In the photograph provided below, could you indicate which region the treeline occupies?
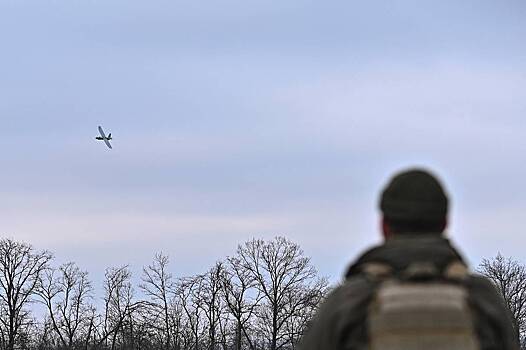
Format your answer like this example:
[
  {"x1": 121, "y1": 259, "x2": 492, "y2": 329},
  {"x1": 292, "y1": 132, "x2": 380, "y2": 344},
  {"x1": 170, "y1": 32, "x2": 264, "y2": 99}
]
[
  {"x1": 2, "y1": 236, "x2": 526, "y2": 350},
  {"x1": 0, "y1": 237, "x2": 328, "y2": 350}
]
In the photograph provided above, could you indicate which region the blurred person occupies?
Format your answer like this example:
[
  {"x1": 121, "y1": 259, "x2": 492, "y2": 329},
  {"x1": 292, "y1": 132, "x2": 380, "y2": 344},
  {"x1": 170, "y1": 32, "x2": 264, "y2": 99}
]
[{"x1": 300, "y1": 168, "x2": 518, "y2": 350}]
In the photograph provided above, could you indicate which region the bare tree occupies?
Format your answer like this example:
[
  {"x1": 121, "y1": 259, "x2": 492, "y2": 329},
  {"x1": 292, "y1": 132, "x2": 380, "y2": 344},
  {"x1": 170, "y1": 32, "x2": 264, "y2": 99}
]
[
  {"x1": 220, "y1": 256, "x2": 261, "y2": 350},
  {"x1": 140, "y1": 252, "x2": 175, "y2": 350},
  {"x1": 167, "y1": 297, "x2": 186, "y2": 350},
  {"x1": 236, "y1": 237, "x2": 320, "y2": 350},
  {"x1": 199, "y1": 262, "x2": 225, "y2": 350},
  {"x1": 280, "y1": 278, "x2": 328, "y2": 349},
  {"x1": 479, "y1": 253, "x2": 526, "y2": 341},
  {"x1": 37, "y1": 262, "x2": 94, "y2": 349},
  {"x1": 178, "y1": 275, "x2": 205, "y2": 350},
  {"x1": 96, "y1": 265, "x2": 134, "y2": 350},
  {"x1": 0, "y1": 238, "x2": 52, "y2": 350}
]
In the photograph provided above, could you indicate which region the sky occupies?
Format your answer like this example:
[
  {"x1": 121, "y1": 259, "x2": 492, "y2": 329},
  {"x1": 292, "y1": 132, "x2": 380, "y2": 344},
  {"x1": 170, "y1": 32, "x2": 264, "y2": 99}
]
[{"x1": 0, "y1": 0, "x2": 526, "y2": 287}]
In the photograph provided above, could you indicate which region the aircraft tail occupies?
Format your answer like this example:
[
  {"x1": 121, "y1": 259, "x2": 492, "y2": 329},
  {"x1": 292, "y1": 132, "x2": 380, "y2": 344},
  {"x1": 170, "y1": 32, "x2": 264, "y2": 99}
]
[{"x1": 108, "y1": 133, "x2": 112, "y2": 139}]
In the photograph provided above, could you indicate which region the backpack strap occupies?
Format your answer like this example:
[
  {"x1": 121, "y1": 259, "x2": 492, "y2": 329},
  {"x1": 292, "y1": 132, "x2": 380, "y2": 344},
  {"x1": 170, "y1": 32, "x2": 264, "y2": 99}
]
[
  {"x1": 443, "y1": 260, "x2": 470, "y2": 281},
  {"x1": 402, "y1": 261, "x2": 440, "y2": 280},
  {"x1": 360, "y1": 263, "x2": 392, "y2": 281},
  {"x1": 361, "y1": 260, "x2": 469, "y2": 282}
]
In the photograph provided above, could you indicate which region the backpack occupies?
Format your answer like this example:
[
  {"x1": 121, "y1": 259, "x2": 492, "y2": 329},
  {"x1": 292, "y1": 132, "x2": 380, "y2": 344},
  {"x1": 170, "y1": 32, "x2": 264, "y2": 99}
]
[{"x1": 364, "y1": 261, "x2": 480, "y2": 350}]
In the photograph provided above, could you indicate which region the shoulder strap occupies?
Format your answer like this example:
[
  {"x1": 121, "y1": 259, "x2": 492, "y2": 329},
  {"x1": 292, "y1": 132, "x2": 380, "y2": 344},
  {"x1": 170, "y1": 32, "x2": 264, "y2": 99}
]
[
  {"x1": 443, "y1": 260, "x2": 470, "y2": 281},
  {"x1": 360, "y1": 263, "x2": 392, "y2": 281},
  {"x1": 361, "y1": 260, "x2": 469, "y2": 282},
  {"x1": 402, "y1": 261, "x2": 440, "y2": 280}
]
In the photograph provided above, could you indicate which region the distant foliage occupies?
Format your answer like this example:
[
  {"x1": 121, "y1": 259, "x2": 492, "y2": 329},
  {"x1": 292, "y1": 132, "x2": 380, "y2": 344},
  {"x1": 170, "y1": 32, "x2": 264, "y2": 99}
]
[{"x1": 0, "y1": 237, "x2": 328, "y2": 350}]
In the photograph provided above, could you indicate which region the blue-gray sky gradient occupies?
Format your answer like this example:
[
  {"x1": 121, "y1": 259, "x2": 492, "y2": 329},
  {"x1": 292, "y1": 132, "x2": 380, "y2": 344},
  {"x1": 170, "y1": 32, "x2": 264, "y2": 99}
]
[{"x1": 1, "y1": 0, "x2": 526, "y2": 284}]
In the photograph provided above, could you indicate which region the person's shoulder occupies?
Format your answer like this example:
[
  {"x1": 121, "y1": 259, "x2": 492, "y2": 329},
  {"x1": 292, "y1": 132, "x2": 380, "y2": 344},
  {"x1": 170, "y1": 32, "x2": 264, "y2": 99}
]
[
  {"x1": 465, "y1": 273, "x2": 514, "y2": 329},
  {"x1": 465, "y1": 273, "x2": 502, "y2": 299},
  {"x1": 465, "y1": 273, "x2": 519, "y2": 349},
  {"x1": 299, "y1": 275, "x2": 376, "y2": 350},
  {"x1": 316, "y1": 275, "x2": 377, "y2": 319},
  {"x1": 465, "y1": 273, "x2": 510, "y2": 313}
]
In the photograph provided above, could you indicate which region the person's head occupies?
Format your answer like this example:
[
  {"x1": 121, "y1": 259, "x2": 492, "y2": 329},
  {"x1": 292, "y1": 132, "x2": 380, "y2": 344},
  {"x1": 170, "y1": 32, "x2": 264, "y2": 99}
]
[{"x1": 379, "y1": 168, "x2": 449, "y2": 239}]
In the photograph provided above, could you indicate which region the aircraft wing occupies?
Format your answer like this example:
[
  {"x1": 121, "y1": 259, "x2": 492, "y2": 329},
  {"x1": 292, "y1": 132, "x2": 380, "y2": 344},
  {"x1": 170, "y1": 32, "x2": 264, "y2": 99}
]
[
  {"x1": 98, "y1": 126, "x2": 107, "y2": 139},
  {"x1": 103, "y1": 138, "x2": 112, "y2": 149},
  {"x1": 98, "y1": 126, "x2": 112, "y2": 149}
]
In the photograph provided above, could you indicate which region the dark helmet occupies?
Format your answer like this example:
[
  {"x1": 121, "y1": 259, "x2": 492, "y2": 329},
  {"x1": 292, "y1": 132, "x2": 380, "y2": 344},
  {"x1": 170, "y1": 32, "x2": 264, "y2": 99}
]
[{"x1": 380, "y1": 168, "x2": 449, "y2": 221}]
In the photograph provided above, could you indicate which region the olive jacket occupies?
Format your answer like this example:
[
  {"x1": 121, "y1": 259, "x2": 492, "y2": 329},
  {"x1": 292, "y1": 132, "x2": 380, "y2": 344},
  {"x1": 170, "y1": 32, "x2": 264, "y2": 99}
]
[{"x1": 299, "y1": 234, "x2": 519, "y2": 350}]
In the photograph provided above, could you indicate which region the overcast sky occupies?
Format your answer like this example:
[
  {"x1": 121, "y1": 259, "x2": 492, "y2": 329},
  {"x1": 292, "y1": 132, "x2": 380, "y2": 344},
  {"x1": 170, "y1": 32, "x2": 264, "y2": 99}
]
[{"x1": 0, "y1": 0, "x2": 525, "y2": 285}]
